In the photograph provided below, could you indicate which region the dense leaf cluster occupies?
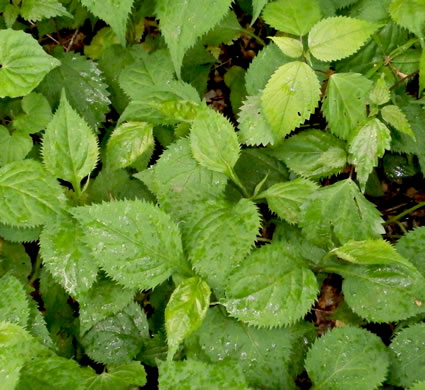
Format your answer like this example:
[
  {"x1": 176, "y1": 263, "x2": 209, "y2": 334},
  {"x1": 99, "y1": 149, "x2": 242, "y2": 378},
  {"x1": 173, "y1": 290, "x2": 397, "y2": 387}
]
[{"x1": 1, "y1": 0, "x2": 425, "y2": 388}]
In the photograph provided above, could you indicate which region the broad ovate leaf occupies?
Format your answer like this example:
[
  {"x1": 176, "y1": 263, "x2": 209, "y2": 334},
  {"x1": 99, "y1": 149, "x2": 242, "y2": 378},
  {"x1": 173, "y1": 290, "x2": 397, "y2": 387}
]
[
  {"x1": 305, "y1": 327, "x2": 389, "y2": 390},
  {"x1": 72, "y1": 200, "x2": 189, "y2": 290},
  {"x1": 381, "y1": 104, "x2": 415, "y2": 138},
  {"x1": 106, "y1": 122, "x2": 154, "y2": 171},
  {"x1": 42, "y1": 92, "x2": 99, "y2": 189},
  {"x1": 0, "y1": 160, "x2": 67, "y2": 227},
  {"x1": 155, "y1": 0, "x2": 232, "y2": 77},
  {"x1": 224, "y1": 243, "x2": 319, "y2": 327},
  {"x1": 165, "y1": 277, "x2": 211, "y2": 358},
  {"x1": 39, "y1": 214, "x2": 98, "y2": 298},
  {"x1": 389, "y1": 0, "x2": 425, "y2": 37},
  {"x1": 190, "y1": 108, "x2": 240, "y2": 175},
  {"x1": 390, "y1": 323, "x2": 425, "y2": 387},
  {"x1": 20, "y1": 0, "x2": 72, "y2": 21},
  {"x1": 349, "y1": 118, "x2": 391, "y2": 189},
  {"x1": 308, "y1": 16, "x2": 380, "y2": 61},
  {"x1": 261, "y1": 61, "x2": 321, "y2": 142},
  {"x1": 322, "y1": 72, "x2": 373, "y2": 140},
  {"x1": 0, "y1": 126, "x2": 33, "y2": 168},
  {"x1": 300, "y1": 179, "x2": 385, "y2": 248},
  {"x1": 270, "y1": 36, "x2": 304, "y2": 58},
  {"x1": 0, "y1": 29, "x2": 60, "y2": 98},
  {"x1": 270, "y1": 129, "x2": 347, "y2": 178},
  {"x1": 369, "y1": 74, "x2": 390, "y2": 106},
  {"x1": 262, "y1": 0, "x2": 322, "y2": 36},
  {"x1": 260, "y1": 178, "x2": 319, "y2": 224},
  {"x1": 80, "y1": 0, "x2": 134, "y2": 46}
]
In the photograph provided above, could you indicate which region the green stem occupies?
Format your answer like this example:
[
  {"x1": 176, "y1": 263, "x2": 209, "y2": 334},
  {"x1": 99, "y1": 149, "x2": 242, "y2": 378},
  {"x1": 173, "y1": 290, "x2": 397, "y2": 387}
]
[
  {"x1": 71, "y1": 177, "x2": 82, "y2": 199},
  {"x1": 227, "y1": 168, "x2": 250, "y2": 198},
  {"x1": 384, "y1": 200, "x2": 425, "y2": 226},
  {"x1": 29, "y1": 254, "x2": 42, "y2": 285},
  {"x1": 239, "y1": 28, "x2": 266, "y2": 46}
]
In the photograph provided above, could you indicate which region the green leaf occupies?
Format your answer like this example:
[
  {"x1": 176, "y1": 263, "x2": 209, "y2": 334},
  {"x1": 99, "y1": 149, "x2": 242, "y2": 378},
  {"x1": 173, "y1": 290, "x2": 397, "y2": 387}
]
[
  {"x1": 183, "y1": 199, "x2": 260, "y2": 291},
  {"x1": 349, "y1": 118, "x2": 391, "y2": 189},
  {"x1": 224, "y1": 243, "x2": 319, "y2": 327},
  {"x1": 259, "y1": 178, "x2": 319, "y2": 224},
  {"x1": 155, "y1": 0, "x2": 232, "y2": 77},
  {"x1": 42, "y1": 91, "x2": 99, "y2": 188},
  {"x1": 300, "y1": 179, "x2": 385, "y2": 248},
  {"x1": 165, "y1": 277, "x2": 211, "y2": 358},
  {"x1": 409, "y1": 381, "x2": 425, "y2": 390},
  {"x1": 270, "y1": 129, "x2": 347, "y2": 179},
  {"x1": 0, "y1": 29, "x2": 60, "y2": 98},
  {"x1": 0, "y1": 160, "x2": 67, "y2": 227},
  {"x1": 13, "y1": 93, "x2": 52, "y2": 134},
  {"x1": 37, "y1": 51, "x2": 111, "y2": 129},
  {"x1": 308, "y1": 16, "x2": 380, "y2": 61},
  {"x1": 0, "y1": 125, "x2": 33, "y2": 168},
  {"x1": 237, "y1": 95, "x2": 275, "y2": 146},
  {"x1": 84, "y1": 27, "x2": 120, "y2": 60},
  {"x1": 85, "y1": 362, "x2": 147, "y2": 390},
  {"x1": 369, "y1": 74, "x2": 391, "y2": 105},
  {"x1": 106, "y1": 122, "x2": 154, "y2": 171},
  {"x1": 17, "y1": 356, "x2": 86, "y2": 390},
  {"x1": 262, "y1": 0, "x2": 322, "y2": 35},
  {"x1": 0, "y1": 274, "x2": 29, "y2": 327},
  {"x1": 158, "y1": 359, "x2": 250, "y2": 390},
  {"x1": 20, "y1": 0, "x2": 72, "y2": 21},
  {"x1": 0, "y1": 241, "x2": 32, "y2": 281},
  {"x1": 39, "y1": 214, "x2": 98, "y2": 298},
  {"x1": 270, "y1": 36, "x2": 304, "y2": 58},
  {"x1": 72, "y1": 199, "x2": 188, "y2": 290},
  {"x1": 261, "y1": 61, "x2": 321, "y2": 142},
  {"x1": 186, "y1": 307, "x2": 298, "y2": 389},
  {"x1": 79, "y1": 277, "x2": 135, "y2": 335},
  {"x1": 80, "y1": 0, "x2": 134, "y2": 46},
  {"x1": 421, "y1": 47, "x2": 425, "y2": 94},
  {"x1": 381, "y1": 104, "x2": 415, "y2": 138},
  {"x1": 0, "y1": 224, "x2": 41, "y2": 243},
  {"x1": 81, "y1": 302, "x2": 149, "y2": 365},
  {"x1": 134, "y1": 138, "x2": 227, "y2": 221},
  {"x1": 389, "y1": 0, "x2": 425, "y2": 37},
  {"x1": 305, "y1": 327, "x2": 389, "y2": 390},
  {"x1": 322, "y1": 72, "x2": 373, "y2": 140},
  {"x1": 396, "y1": 226, "x2": 425, "y2": 276},
  {"x1": 251, "y1": 0, "x2": 269, "y2": 24},
  {"x1": 27, "y1": 298, "x2": 54, "y2": 349},
  {"x1": 390, "y1": 323, "x2": 425, "y2": 387},
  {"x1": 190, "y1": 108, "x2": 240, "y2": 175}
]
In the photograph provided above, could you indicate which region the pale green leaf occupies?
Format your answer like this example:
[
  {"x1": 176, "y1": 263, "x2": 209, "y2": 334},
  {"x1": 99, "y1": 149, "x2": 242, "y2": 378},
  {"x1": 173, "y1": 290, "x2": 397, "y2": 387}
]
[
  {"x1": 39, "y1": 214, "x2": 98, "y2": 298},
  {"x1": 262, "y1": 0, "x2": 321, "y2": 35},
  {"x1": 305, "y1": 327, "x2": 389, "y2": 390},
  {"x1": 186, "y1": 307, "x2": 298, "y2": 389},
  {"x1": 390, "y1": 323, "x2": 425, "y2": 387},
  {"x1": 27, "y1": 298, "x2": 54, "y2": 349},
  {"x1": 251, "y1": 0, "x2": 269, "y2": 24},
  {"x1": 106, "y1": 122, "x2": 154, "y2": 171},
  {"x1": 0, "y1": 29, "x2": 60, "y2": 98},
  {"x1": 270, "y1": 129, "x2": 347, "y2": 179},
  {"x1": 158, "y1": 359, "x2": 250, "y2": 390},
  {"x1": 300, "y1": 179, "x2": 385, "y2": 248},
  {"x1": 85, "y1": 362, "x2": 147, "y2": 390},
  {"x1": 0, "y1": 126, "x2": 33, "y2": 168},
  {"x1": 72, "y1": 199, "x2": 189, "y2": 290},
  {"x1": 260, "y1": 178, "x2": 319, "y2": 224},
  {"x1": 322, "y1": 72, "x2": 373, "y2": 139},
  {"x1": 165, "y1": 277, "x2": 211, "y2": 358},
  {"x1": 369, "y1": 74, "x2": 391, "y2": 105},
  {"x1": 13, "y1": 93, "x2": 52, "y2": 134},
  {"x1": 80, "y1": 0, "x2": 134, "y2": 46},
  {"x1": 84, "y1": 27, "x2": 120, "y2": 60},
  {"x1": 349, "y1": 118, "x2": 391, "y2": 189},
  {"x1": 3, "y1": 4, "x2": 20, "y2": 28},
  {"x1": 270, "y1": 36, "x2": 304, "y2": 58},
  {"x1": 224, "y1": 243, "x2": 319, "y2": 327},
  {"x1": 0, "y1": 160, "x2": 67, "y2": 227},
  {"x1": 261, "y1": 61, "x2": 321, "y2": 142},
  {"x1": 190, "y1": 108, "x2": 240, "y2": 175},
  {"x1": 0, "y1": 274, "x2": 29, "y2": 327},
  {"x1": 155, "y1": 0, "x2": 232, "y2": 77},
  {"x1": 37, "y1": 51, "x2": 111, "y2": 129},
  {"x1": 42, "y1": 92, "x2": 99, "y2": 187},
  {"x1": 389, "y1": 0, "x2": 425, "y2": 37},
  {"x1": 308, "y1": 16, "x2": 380, "y2": 61},
  {"x1": 0, "y1": 241, "x2": 32, "y2": 281},
  {"x1": 396, "y1": 226, "x2": 425, "y2": 276},
  {"x1": 421, "y1": 47, "x2": 425, "y2": 94},
  {"x1": 81, "y1": 302, "x2": 149, "y2": 365},
  {"x1": 184, "y1": 199, "x2": 260, "y2": 291},
  {"x1": 237, "y1": 95, "x2": 275, "y2": 146},
  {"x1": 20, "y1": 0, "x2": 72, "y2": 21},
  {"x1": 409, "y1": 382, "x2": 425, "y2": 390},
  {"x1": 134, "y1": 138, "x2": 227, "y2": 221},
  {"x1": 0, "y1": 224, "x2": 41, "y2": 243},
  {"x1": 381, "y1": 104, "x2": 415, "y2": 138},
  {"x1": 78, "y1": 277, "x2": 135, "y2": 335}
]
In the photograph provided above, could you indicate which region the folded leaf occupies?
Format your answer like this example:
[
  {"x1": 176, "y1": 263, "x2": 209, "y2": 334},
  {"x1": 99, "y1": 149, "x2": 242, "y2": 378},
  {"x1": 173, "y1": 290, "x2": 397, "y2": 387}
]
[
  {"x1": 0, "y1": 126, "x2": 33, "y2": 168},
  {"x1": 13, "y1": 93, "x2": 52, "y2": 134},
  {"x1": 271, "y1": 36, "x2": 304, "y2": 58},
  {"x1": 369, "y1": 74, "x2": 391, "y2": 105}
]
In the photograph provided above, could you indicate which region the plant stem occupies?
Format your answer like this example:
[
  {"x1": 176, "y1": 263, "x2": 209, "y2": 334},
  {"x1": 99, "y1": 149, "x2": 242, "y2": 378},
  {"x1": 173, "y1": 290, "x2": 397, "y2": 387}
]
[
  {"x1": 239, "y1": 28, "x2": 266, "y2": 46},
  {"x1": 384, "y1": 200, "x2": 425, "y2": 226},
  {"x1": 29, "y1": 254, "x2": 42, "y2": 285},
  {"x1": 228, "y1": 168, "x2": 250, "y2": 198}
]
